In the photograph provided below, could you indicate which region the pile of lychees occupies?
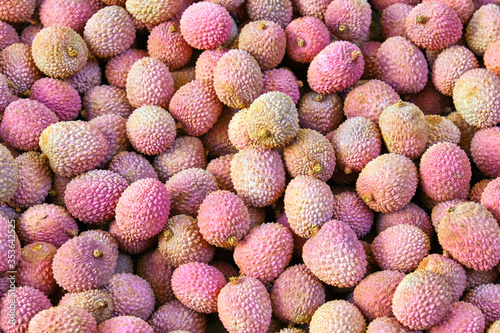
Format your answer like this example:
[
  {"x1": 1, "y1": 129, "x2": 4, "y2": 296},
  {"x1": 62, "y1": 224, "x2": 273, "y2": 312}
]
[{"x1": 0, "y1": 0, "x2": 500, "y2": 331}]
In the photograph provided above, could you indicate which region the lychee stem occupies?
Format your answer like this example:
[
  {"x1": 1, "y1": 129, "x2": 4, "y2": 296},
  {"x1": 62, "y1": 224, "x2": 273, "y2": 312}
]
[
  {"x1": 344, "y1": 166, "x2": 352, "y2": 174},
  {"x1": 229, "y1": 276, "x2": 240, "y2": 284},
  {"x1": 48, "y1": 189, "x2": 57, "y2": 197},
  {"x1": 169, "y1": 24, "x2": 177, "y2": 33},
  {"x1": 314, "y1": 93, "x2": 325, "y2": 102},
  {"x1": 227, "y1": 236, "x2": 238, "y2": 246},
  {"x1": 416, "y1": 15, "x2": 428, "y2": 24},
  {"x1": 258, "y1": 128, "x2": 272, "y2": 138},
  {"x1": 338, "y1": 24, "x2": 347, "y2": 32},
  {"x1": 362, "y1": 194, "x2": 373, "y2": 203},
  {"x1": 96, "y1": 300, "x2": 107, "y2": 308},
  {"x1": 93, "y1": 249, "x2": 104, "y2": 258},
  {"x1": 163, "y1": 229, "x2": 173, "y2": 241},
  {"x1": 257, "y1": 22, "x2": 267, "y2": 30},
  {"x1": 396, "y1": 100, "x2": 404, "y2": 107},
  {"x1": 33, "y1": 244, "x2": 43, "y2": 251},
  {"x1": 67, "y1": 46, "x2": 77, "y2": 58},
  {"x1": 351, "y1": 50, "x2": 361, "y2": 61},
  {"x1": 297, "y1": 38, "x2": 306, "y2": 47}
]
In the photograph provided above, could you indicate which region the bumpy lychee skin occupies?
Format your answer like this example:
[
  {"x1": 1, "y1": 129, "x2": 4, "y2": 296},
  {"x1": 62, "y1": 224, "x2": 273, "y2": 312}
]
[
  {"x1": 0, "y1": 43, "x2": 42, "y2": 97},
  {"x1": 89, "y1": 114, "x2": 130, "y2": 166},
  {"x1": 425, "y1": 115, "x2": 461, "y2": 148},
  {"x1": 372, "y1": 224, "x2": 430, "y2": 273},
  {"x1": 0, "y1": 21, "x2": 18, "y2": 51},
  {"x1": 169, "y1": 79, "x2": 223, "y2": 136},
  {"x1": 198, "y1": 190, "x2": 250, "y2": 248},
  {"x1": 137, "y1": 250, "x2": 174, "y2": 306},
  {"x1": 246, "y1": 0, "x2": 292, "y2": 28},
  {"x1": 105, "y1": 273, "x2": 155, "y2": 320},
  {"x1": 0, "y1": 286, "x2": 52, "y2": 333},
  {"x1": 28, "y1": 306, "x2": 97, "y2": 333},
  {"x1": 17, "y1": 242, "x2": 57, "y2": 295},
  {"x1": 126, "y1": 0, "x2": 181, "y2": 25},
  {"x1": 307, "y1": 41, "x2": 364, "y2": 94},
  {"x1": 20, "y1": 24, "x2": 43, "y2": 47},
  {"x1": 429, "y1": 301, "x2": 485, "y2": 333},
  {"x1": 377, "y1": 36, "x2": 428, "y2": 94},
  {"x1": 392, "y1": 270, "x2": 453, "y2": 330},
  {"x1": 453, "y1": 69, "x2": 500, "y2": 128},
  {"x1": 227, "y1": 109, "x2": 252, "y2": 150},
  {"x1": 147, "y1": 21, "x2": 192, "y2": 71},
  {"x1": 195, "y1": 48, "x2": 228, "y2": 82},
  {"x1": 202, "y1": 108, "x2": 238, "y2": 157},
  {"x1": 115, "y1": 178, "x2": 170, "y2": 241},
  {"x1": 78, "y1": 230, "x2": 120, "y2": 260},
  {"x1": 261, "y1": 68, "x2": 301, "y2": 104},
  {"x1": 39, "y1": 0, "x2": 94, "y2": 34},
  {"x1": 110, "y1": 152, "x2": 158, "y2": 185},
  {"x1": 148, "y1": 300, "x2": 206, "y2": 333},
  {"x1": 17, "y1": 204, "x2": 78, "y2": 247},
  {"x1": 217, "y1": 276, "x2": 272, "y2": 333},
  {"x1": 126, "y1": 57, "x2": 174, "y2": 109},
  {"x1": 331, "y1": 189, "x2": 374, "y2": 239},
  {"x1": 431, "y1": 199, "x2": 467, "y2": 229},
  {"x1": 32, "y1": 26, "x2": 88, "y2": 79},
  {"x1": 356, "y1": 153, "x2": 418, "y2": 213},
  {"x1": 466, "y1": 268, "x2": 499, "y2": 291},
  {"x1": 0, "y1": 73, "x2": 17, "y2": 113},
  {"x1": 438, "y1": 202, "x2": 500, "y2": 271},
  {"x1": 481, "y1": 178, "x2": 500, "y2": 221},
  {"x1": 105, "y1": 49, "x2": 148, "y2": 89},
  {"x1": 465, "y1": 284, "x2": 500, "y2": 325},
  {"x1": 63, "y1": 59, "x2": 102, "y2": 95},
  {"x1": 370, "y1": 0, "x2": 418, "y2": 11},
  {"x1": 29, "y1": 77, "x2": 81, "y2": 121},
  {"x1": 59, "y1": 289, "x2": 114, "y2": 324},
  {"x1": 380, "y1": 4, "x2": 413, "y2": 39},
  {"x1": 285, "y1": 16, "x2": 330, "y2": 64},
  {"x1": 0, "y1": 99, "x2": 58, "y2": 151},
  {"x1": 239, "y1": 20, "x2": 286, "y2": 71},
  {"x1": 420, "y1": 143, "x2": 472, "y2": 202},
  {"x1": 83, "y1": 85, "x2": 133, "y2": 121},
  {"x1": 377, "y1": 202, "x2": 432, "y2": 237},
  {"x1": 153, "y1": 136, "x2": 207, "y2": 182},
  {"x1": 324, "y1": 0, "x2": 372, "y2": 42},
  {"x1": 171, "y1": 66, "x2": 196, "y2": 91},
  {"x1": 303, "y1": 220, "x2": 367, "y2": 288},
  {"x1": 297, "y1": 92, "x2": 344, "y2": 135},
  {"x1": 465, "y1": 4, "x2": 500, "y2": 56},
  {"x1": 115, "y1": 256, "x2": 133, "y2": 273},
  {"x1": 309, "y1": 300, "x2": 366, "y2": 333},
  {"x1": 366, "y1": 317, "x2": 415, "y2": 333},
  {"x1": 64, "y1": 170, "x2": 128, "y2": 225},
  {"x1": 109, "y1": 221, "x2": 157, "y2": 255},
  {"x1": 485, "y1": 40, "x2": 500, "y2": 76},
  {"x1": 180, "y1": 2, "x2": 232, "y2": 50},
  {"x1": 39, "y1": 121, "x2": 109, "y2": 177},
  {"x1": 360, "y1": 41, "x2": 381, "y2": 80},
  {"x1": 213, "y1": 49, "x2": 263, "y2": 109},
  {"x1": 271, "y1": 264, "x2": 325, "y2": 325},
  {"x1": 284, "y1": 176, "x2": 334, "y2": 238},
  {"x1": 432, "y1": 45, "x2": 479, "y2": 97},
  {"x1": 0, "y1": 0, "x2": 35, "y2": 23},
  {"x1": 470, "y1": 179, "x2": 493, "y2": 203},
  {"x1": 353, "y1": 270, "x2": 406, "y2": 321},
  {"x1": 171, "y1": 262, "x2": 226, "y2": 313},
  {"x1": 97, "y1": 316, "x2": 154, "y2": 333},
  {"x1": 231, "y1": 146, "x2": 286, "y2": 207},
  {"x1": 405, "y1": 2, "x2": 462, "y2": 50},
  {"x1": 246, "y1": 91, "x2": 299, "y2": 149},
  {"x1": 9, "y1": 152, "x2": 52, "y2": 209},
  {"x1": 471, "y1": 127, "x2": 500, "y2": 178}
]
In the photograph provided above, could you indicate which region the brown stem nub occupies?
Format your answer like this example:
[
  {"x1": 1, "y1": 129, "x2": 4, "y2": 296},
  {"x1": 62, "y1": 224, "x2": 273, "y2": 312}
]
[
  {"x1": 338, "y1": 24, "x2": 347, "y2": 32},
  {"x1": 48, "y1": 189, "x2": 57, "y2": 197},
  {"x1": 258, "y1": 128, "x2": 272, "y2": 138},
  {"x1": 163, "y1": 229, "x2": 173, "y2": 241},
  {"x1": 93, "y1": 249, "x2": 104, "y2": 258},
  {"x1": 362, "y1": 194, "x2": 373, "y2": 203},
  {"x1": 229, "y1": 276, "x2": 240, "y2": 284},
  {"x1": 67, "y1": 46, "x2": 77, "y2": 58},
  {"x1": 445, "y1": 206, "x2": 456, "y2": 214},
  {"x1": 33, "y1": 244, "x2": 43, "y2": 251},
  {"x1": 96, "y1": 300, "x2": 107, "y2": 308},
  {"x1": 416, "y1": 15, "x2": 428, "y2": 24},
  {"x1": 67, "y1": 229, "x2": 78, "y2": 237},
  {"x1": 314, "y1": 93, "x2": 325, "y2": 102},
  {"x1": 297, "y1": 38, "x2": 306, "y2": 47},
  {"x1": 257, "y1": 22, "x2": 267, "y2": 30},
  {"x1": 169, "y1": 24, "x2": 177, "y2": 33},
  {"x1": 227, "y1": 236, "x2": 238, "y2": 246},
  {"x1": 396, "y1": 100, "x2": 405, "y2": 107},
  {"x1": 308, "y1": 161, "x2": 323, "y2": 175},
  {"x1": 344, "y1": 166, "x2": 352, "y2": 175},
  {"x1": 351, "y1": 50, "x2": 361, "y2": 61}
]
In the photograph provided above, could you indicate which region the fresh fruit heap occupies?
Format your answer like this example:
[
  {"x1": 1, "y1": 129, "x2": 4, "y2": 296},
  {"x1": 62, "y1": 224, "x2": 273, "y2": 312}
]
[{"x1": 0, "y1": 0, "x2": 500, "y2": 332}]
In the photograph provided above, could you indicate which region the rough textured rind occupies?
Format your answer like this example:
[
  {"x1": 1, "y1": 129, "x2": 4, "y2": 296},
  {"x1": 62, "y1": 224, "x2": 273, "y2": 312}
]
[
  {"x1": 425, "y1": 115, "x2": 461, "y2": 148},
  {"x1": 262, "y1": 68, "x2": 301, "y2": 104},
  {"x1": 309, "y1": 300, "x2": 366, "y2": 333},
  {"x1": 307, "y1": 41, "x2": 364, "y2": 94},
  {"x1": 0, "y1": 22, "x2": 19, "y2": 51},
  {"x1": 285, "y1": 16, "x2": 330, "y2": 64},
  {"x1": 17, "y1": 203, "x2": 78, "y2": 247},
  {"x1": 372, "y1": 224, "x2": 430, "y2": 273},
  {"x1": 353, "y1": 270, "x2": 406, "y2": 321},
  {"x1": 239, "y1": 20, "x2": 286, "y2": 71},
  {"x1": 465, "y1": 284, "x2": 500, "y2": 325},
  {"x1": 89, "y1": 114, "x2": 130, "y2": 166},
  {"x1": 147, "y1": 21, "x2": 192, "y2": 71},
  {"x1": 471, "y1": 127, "x2": 500, "y2": 178},
  {"x1": 392, "y1": 270, "x2": 454, "y2": 330},
  {"x1": 324, "y1": 0, "x2": 372, "y2": 42},
  {"x1": 0, "y1": 0, "x2": 35, "y2": 23},
  {"x1": 405, "y1": 2, "x2": 462, "y2": 50},
  {"x1": 234, "y1": 223, "x2": 294, "y2": 283},
  {"x1": 246, "y1": 91, "x2": 299, "y2": 149},
  {"x1": 378, "y1": 101, "x2": 428, "y2": 159},
  {"x1": 213, "y1": 49, "x2": 263, "y2": 109},
  {"x1": 28, "y1": 306, "x2": 97, "y2": 333},
  {"x1": 447, "y1": 111, "x2": 476, "y2": 156},
  {"x1": 465, "y1": 4, "x2": 500, "y2": 56},
  {"x1": 202, "y1": 108, "x2": 238, "y2": 157},
  {"x1": 470, "y1": 179, "x2": 493, "y2": 203},
  {"x1": 198, "y1": 190, "x2": 250, "y2": 248},
  {"x1": 97, "y1": 316, "x2": 154, "y2": 333},
  {"x1": 32, "y1": 26, "x2": 88, "y2": 79},
  {"x1": 64, "y1": 170, "x2": 128, "y2": 225},
  {"x1": 39, "y1": 121, "x2": 109, "y2": 177},
  {"x1": 376, "y1": 36, "x2": 428, "y2": 94},
  {"x1": 481, "y1": 178, "x2": 500, "y2": 221},
  {"x1": 230, "y1": 146, "x2": 286, "y2": 207},
  {"x1": 380, "y1": 4, "x2": 413, "y2": 39},
  {"x1": 180, "y1": 2, "x2": 232, "y2": 50},
  {"x1": 485, "y1": 40, "x2": 500, "y2": 76},
  {"x1": 169, "y1": 79, "x2": 223, "y2": 136},
  {"x1": 217, "y1": 276, "x2": 272, "y2": 333},
  {"x1": 148, "y1": 300, "x2": 206, "y2": 333},
  {"x1": 297, "y1": 92, "x2": 344, "y2": 135},
  {"x1": 377, "y1": 202, "x2": 432, "y2": 237},
  {"x1": 0, "y1": 99, "x2": 58, "y2": 152},
  {"x1": 16, "y1": 242, "x2": 57, "y2": 295},
  {"x1": 419, "y1": 143, "x2": 472, "y2": 202},
  {"x1": 30, "y1": 77, "x2": 81, "y2": 121},
  {"x1": 137, "y1": 250, "x2": 174, "y2": 306},
  {"x1": 0, "y1": 73, "x2": 17, "y2": 113},
  {"x1": 158, "y1": 214, "x2": 215, "y2": 268},
  {"x1": 490, "y1": 320, "x2": 500, "y2": 333},
  {"x1": 453, "y1": 69, "x2": 500, "y2": 129},
  {"x1": 109, "y1": 221, "x2": 157, "y2": 255},
  {"x1": 428, "y1": 301, "x2": 485, "y2": 333},
  {"x1": 0, "y1": 286, "x2": 52, "y2": 333},
  {"x1": 371, "y1": 0, "x2": 418, "y2": 11},
  {"x1": 271, "y1": 264, "x2": 325, "y2": 325},
  {"x1": 126, "y1": 57, "x2": 174, "y2": 109},
  {"x1": 110, "y1": 151, "x2": 158, "y2": 185},
  {"x1": 303, "y1": 220, "x2": 367, "y2": 288},
  {"x1": 284, "y1": 176, "x2": 334, "y2": 238},
  {"x1": 0, "y1": 43, "x2": 42, "y2": 96},
  {"x1": 52, "y1": 235, "x2": 118, "y2": 292},
  {"x1": 115, "y1": 178, "x2": 170, "y2": 241},
  {"x1": 105, "y1": 273, "x2": 155, "y2": 320},
  {"x1": 331, "y1": 189, "x2": 374, "y2": 238},
  {"x1": 126, "y1": 0, "x2": 181, "y2": 25},
  {"x1": 246, "y1": 0, "x2": 292, "y2": 28},
  {"x1": 227, "y1": 109, "x2": 252, "y2": 150},
  {"x1": 431, "y1": 199, "x2": 466, "y2": 229},
  {"x1": 360, "y1": 41, "x2": 381, "y2": 79},
  {"x1": 63, "y1": 59, "x2": 102, "y2": 95},
  {"x1": 356, "y1": 153, "x2": 418, "y2": 213},
  {"x1": 195, "y1": 48, "x2": 228, "y2": 83},
  {"x1": 438, "y1": 202, "x2": 500, "y2": 271},
  {"x1": 83, "y1": 85, "x2": 133, "y2": 120},
  {"x1": 59, "y1": 289, "x2": 114, "y2": 324},
  {"x1": 115, "y1": 252, "x2": 134, "y2": 274},
  {"x1": 105, "y1": 49, "x2": 148, "y2": 89},
  {"x1": 39, "y1": 0, "x2": 94, "y2": 34},
  {"x1": 366, "y1": 316, "x2": 418, "y2": 333}
]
